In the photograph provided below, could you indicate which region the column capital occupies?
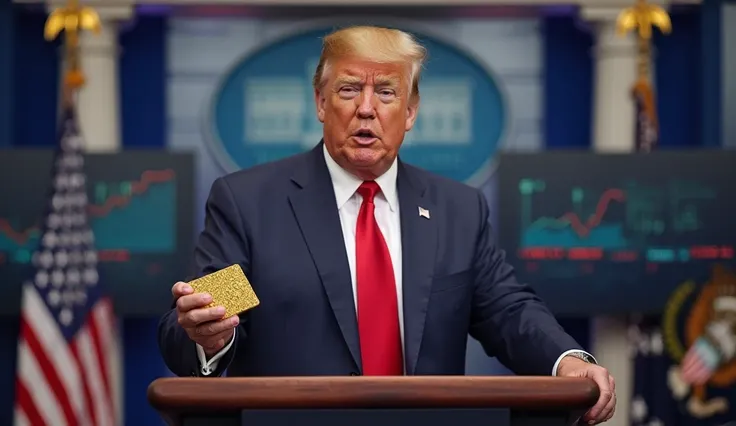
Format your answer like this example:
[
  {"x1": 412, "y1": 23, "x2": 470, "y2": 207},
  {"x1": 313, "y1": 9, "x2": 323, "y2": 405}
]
[
  {"x1": 580, "y1": 6, "x2": 626, "y2": 23},
  {"x1": 581, "y1": 5, "x2": 638, "y2": 56},
  {"x1": 580, "y1": 0, "x2": 673, "y2": 23},
  {"x1": 44, "y1": 1, "x2": 134, "y2": 22}
]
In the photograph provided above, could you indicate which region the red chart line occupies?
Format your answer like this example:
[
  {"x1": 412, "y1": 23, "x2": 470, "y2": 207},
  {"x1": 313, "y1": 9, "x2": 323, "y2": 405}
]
[{"x1": 529, "y1": 188, "x2": 626, "y2": 238}]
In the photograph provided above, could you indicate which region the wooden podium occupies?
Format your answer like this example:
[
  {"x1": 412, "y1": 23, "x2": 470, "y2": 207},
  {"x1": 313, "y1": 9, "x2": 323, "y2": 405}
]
[{"x1": 147, "y1": 376, "x2": 599, "y2": 426}]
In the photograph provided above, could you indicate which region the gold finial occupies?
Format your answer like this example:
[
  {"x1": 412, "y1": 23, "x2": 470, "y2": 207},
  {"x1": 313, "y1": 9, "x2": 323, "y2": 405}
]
[
  {"x1": 616, "y1": 0, "x2": 672, "y2": 80},
  {"x1": 616, "y1": 0, "x2": 672, "y2": 40},
  {"x1": 44, "y1": 0, "x2": 102, "y2": 103}
]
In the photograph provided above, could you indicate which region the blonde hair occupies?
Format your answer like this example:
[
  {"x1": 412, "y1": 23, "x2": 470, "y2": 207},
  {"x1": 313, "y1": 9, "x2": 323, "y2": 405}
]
[{"x1": 312, "y1": 25, "x2": 428, "y2": 102}]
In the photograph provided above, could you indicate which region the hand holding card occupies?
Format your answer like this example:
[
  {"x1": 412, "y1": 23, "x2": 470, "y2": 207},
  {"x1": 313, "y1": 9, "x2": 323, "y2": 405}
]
[
  {"x1": 172, "y1": 264, "x2": 259, "y2": 357},
  {"x1": 187, "y1": 264, "x2": 260, "y2": 319}
]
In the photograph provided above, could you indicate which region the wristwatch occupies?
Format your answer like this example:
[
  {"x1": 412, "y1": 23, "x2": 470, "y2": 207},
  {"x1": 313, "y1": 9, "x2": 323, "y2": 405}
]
[{"x1": 566, "y1": 350, "x2": 597, "y2": 364}]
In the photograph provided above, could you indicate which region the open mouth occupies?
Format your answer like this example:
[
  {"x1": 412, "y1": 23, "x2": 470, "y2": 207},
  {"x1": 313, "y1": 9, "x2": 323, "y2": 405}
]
[
  {"x1": 354, "y1": 130, "x2": 377, "y2": 138},
  {"x1": 352, "y1": 129, "x2": 378, "y2": 145}
]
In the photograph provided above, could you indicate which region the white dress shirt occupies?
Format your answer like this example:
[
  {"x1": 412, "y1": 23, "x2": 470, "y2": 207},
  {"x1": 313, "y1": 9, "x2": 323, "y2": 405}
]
[{"x1": 196, "y1": 145, "x2": 593, "y2": 375}]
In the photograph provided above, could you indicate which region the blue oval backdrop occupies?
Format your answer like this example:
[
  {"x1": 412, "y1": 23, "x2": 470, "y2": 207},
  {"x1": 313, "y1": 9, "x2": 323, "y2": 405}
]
[{"x1": 206, "y1": 26, "x2": 507, "y2": 184}]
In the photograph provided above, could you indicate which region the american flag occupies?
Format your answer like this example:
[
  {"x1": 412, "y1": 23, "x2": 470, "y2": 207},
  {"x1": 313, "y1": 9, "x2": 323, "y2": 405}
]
[{"x1": 13, "y1": 104, "x2": 122, "y2": 426}]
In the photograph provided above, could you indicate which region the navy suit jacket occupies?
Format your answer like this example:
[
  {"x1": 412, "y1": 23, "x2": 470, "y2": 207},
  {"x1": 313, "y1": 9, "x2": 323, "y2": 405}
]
[{"x1": 158, "y1": 142, "x2": 583, "y2": 377}]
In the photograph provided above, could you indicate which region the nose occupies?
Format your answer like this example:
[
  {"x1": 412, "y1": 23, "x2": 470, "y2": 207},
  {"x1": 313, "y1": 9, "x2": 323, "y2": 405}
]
[{"x1": 356, "y1": 89, "x2": 376, "y2": 119}]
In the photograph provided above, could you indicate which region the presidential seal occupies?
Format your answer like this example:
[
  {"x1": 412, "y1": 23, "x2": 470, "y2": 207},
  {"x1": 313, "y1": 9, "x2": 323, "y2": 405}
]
[{"x1": 663, "y1": 264, "x2": 736, "y2": 420}]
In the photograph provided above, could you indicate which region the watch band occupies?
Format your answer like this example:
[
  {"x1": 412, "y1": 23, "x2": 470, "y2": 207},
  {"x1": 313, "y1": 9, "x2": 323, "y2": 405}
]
[{"x1": 566, "y1": 350, "x2": 597, "y2": 364}]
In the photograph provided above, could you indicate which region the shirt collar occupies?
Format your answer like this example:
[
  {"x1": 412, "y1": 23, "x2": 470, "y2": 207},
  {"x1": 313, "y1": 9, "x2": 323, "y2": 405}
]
[{"x1": 322, "y1": 143, "x2": 398, "y2": 212}]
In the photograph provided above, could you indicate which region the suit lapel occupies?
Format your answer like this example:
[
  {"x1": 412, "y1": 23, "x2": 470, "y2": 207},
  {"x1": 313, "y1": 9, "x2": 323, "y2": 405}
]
[
  {"x1": 288, "y1": 145, "x2": 362, "y2": 372},
  {"x1": 398, "y1": 163, "x2": 437, "y2": 375}
]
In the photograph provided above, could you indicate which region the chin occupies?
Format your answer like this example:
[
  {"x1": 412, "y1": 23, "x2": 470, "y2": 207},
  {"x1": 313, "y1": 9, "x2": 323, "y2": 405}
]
[{"x1": 347, "y1": 147, "x2": 383, "y2": 165}]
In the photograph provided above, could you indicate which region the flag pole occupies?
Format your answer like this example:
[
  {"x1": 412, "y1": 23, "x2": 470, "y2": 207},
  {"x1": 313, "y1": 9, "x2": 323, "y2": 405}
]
[
  {"x1": 615, "y1": 0, "x2": 672, "y2": 152},
  {"x1": 44, "y1": 0, "x2": 102, "y2": 108}
]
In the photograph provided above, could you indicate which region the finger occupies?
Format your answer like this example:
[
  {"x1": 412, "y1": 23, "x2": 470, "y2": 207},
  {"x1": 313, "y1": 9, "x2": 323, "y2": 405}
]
[
  {"x1": 176, "y1": 293, "x2": 212, "y2": 313},
  {"x1": 593, "y1": 394, "x2": 616, "y2": 423},
  {"x1": 608, "y1": 374, "x2": 615, "y2": 393},
  {"x1": 172, "y1": 281, "x2": 193, "y2": 298},
  {"x1": 600, "y1": 391, "x2": 616, "y2": 423},
  {"x1": 195, "y1": 314, "x2": 239, "y2": 337},
  {"x1": 199, "y1": 328, "x2": 236, "y2": 351},
  {"x1": 179, "y1": 306, "x2": 224, "y2": 328},
  {"x1": 585, "y1": 370, "x2": 613, "y2": 421}
]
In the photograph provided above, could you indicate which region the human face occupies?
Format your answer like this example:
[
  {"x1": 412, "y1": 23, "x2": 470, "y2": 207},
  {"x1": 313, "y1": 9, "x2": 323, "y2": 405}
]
[{"x1": 314, "y1": 57, "x2": 419, "y2": 180}]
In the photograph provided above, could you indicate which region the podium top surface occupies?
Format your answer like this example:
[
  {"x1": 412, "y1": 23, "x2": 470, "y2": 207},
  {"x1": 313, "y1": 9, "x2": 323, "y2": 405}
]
[{"x1": 148, "y1": 376, "x2": 599, "y2": 411}]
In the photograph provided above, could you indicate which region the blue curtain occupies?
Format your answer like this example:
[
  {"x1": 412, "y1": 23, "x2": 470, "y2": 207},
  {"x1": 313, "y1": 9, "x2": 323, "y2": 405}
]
[
  {"x1": 12, "y1": 6, "x2": 59, "y2": 148},
  {"x1": 0, "y1": 0, "x2": 12, "y2": 147}
]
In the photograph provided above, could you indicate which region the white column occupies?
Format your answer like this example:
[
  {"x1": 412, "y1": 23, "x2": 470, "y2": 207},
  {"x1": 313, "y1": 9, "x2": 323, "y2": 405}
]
[
  {"x1": 580, "y1": 6, "x2": 639, "y2": 426},
  {"x1": 583, "y1": 6, "x2": 639, "y2": 152},
  {"x1": 75, "y1": 5, "x2": 132, "y2": 153}
]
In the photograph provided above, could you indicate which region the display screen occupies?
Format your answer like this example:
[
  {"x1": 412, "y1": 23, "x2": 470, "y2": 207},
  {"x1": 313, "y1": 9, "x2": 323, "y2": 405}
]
[
  {"x1": 497, "y1": 150, "x2": 736, "y2": 315},
  {"x1": 0, "y1": 150, "x2": 194, "y2": 316}
]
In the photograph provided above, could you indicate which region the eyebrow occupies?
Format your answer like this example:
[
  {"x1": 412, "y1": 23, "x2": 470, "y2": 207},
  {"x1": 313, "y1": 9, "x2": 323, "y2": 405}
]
[{"x1": 333, "y1": 74, "x2": 402, "y2": 88}]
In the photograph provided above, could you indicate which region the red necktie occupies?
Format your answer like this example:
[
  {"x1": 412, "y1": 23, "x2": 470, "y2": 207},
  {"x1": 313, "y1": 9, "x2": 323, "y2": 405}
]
[{"x1": 355, "y1": 181, "x2": 403, "y2": 375}]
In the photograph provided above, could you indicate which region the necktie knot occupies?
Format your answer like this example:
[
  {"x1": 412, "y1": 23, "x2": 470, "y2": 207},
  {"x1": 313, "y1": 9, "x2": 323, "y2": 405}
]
[{"x1": 358, "y1": 181, "x2": 381, "y2": 203}]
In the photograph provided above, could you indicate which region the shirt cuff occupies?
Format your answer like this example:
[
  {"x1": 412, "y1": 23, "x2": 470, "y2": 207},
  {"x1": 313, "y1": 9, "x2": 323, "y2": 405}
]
[
  {"x1": 552, "y1": 349, "x2": 598, "y2": 376},
  {"x1": 196, "y1": 330, "x2": 236, "y2": 376}
]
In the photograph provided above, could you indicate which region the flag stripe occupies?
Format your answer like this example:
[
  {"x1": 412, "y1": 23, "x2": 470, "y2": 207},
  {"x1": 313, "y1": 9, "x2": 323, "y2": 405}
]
[
  {"x1": 14, "y1": 379, "x2": 44, "y2": 426},
  {"x1": 76, "y1": 326, "x2": 114, "y2": 426},
  {"x1": 13, "y1": 407, "x2": 29, "y2": 426},
  {"x1": 94, "y1": 298, "x2": 123, "y2": 421},
  {"x1": 70, "y1": 340, "x2": 97, "y2": 426},
  {"x1": 22, "y1": 284, "x2": 88, "y2": 421},
  {"x1": 21, "y1": 319, "x2": 78, "y2": 426},
  {"x1": 86, "y1": 306, "x2": 115, "y2": 420},
  {"x1": 17, "y1": 341, "x2": 67, "y2": 426}
]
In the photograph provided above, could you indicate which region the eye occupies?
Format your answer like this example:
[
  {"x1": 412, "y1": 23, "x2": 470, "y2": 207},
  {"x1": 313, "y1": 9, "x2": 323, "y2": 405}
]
[
  {"x1": 378, "y1": 89, "x2": 395, "y2": 97},
  {"x1": 338, "y1": 86, "x2": 359, "y2": 98}
]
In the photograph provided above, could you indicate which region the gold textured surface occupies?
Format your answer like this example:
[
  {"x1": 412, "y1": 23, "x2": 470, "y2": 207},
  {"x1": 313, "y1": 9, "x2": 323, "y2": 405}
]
[{"x1": 187, "y1": 264, "x2": 260, "y2": 319}]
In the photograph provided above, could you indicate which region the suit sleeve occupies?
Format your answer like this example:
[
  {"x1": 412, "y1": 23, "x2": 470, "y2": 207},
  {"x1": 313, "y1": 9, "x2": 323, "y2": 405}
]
[
  {"x1": 157, "y1": 177, "x2": 251, "y2": 377},
  {"x1": 468, "y1": 190, "x2": 584, "y2": 375}
]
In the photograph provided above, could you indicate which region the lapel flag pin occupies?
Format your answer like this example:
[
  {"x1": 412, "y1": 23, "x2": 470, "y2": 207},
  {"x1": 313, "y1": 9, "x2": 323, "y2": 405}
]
[{"x1": 418, "y1": 206, "x2": 430, "y2": 219}]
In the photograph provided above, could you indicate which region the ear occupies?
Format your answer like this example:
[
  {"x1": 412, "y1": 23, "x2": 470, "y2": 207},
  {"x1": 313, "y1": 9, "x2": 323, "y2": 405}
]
[
  {"x1": 314, "y1": 88, "x2": 326, "y2": 123},
  {"x1": 404, "y1": 97, "x2": 419, "y2": 131}
]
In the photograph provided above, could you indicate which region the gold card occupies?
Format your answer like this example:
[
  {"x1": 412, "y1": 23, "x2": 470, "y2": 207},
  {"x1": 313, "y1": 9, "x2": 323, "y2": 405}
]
[{"x1": 187, "y1": 264, "x2": 260, "y2": 319}]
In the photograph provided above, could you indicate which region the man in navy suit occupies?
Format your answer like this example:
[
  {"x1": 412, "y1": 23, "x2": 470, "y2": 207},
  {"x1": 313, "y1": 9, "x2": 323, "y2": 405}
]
[{"x1": 158, "y1": 25, "x2": 616, "y2": 424}]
